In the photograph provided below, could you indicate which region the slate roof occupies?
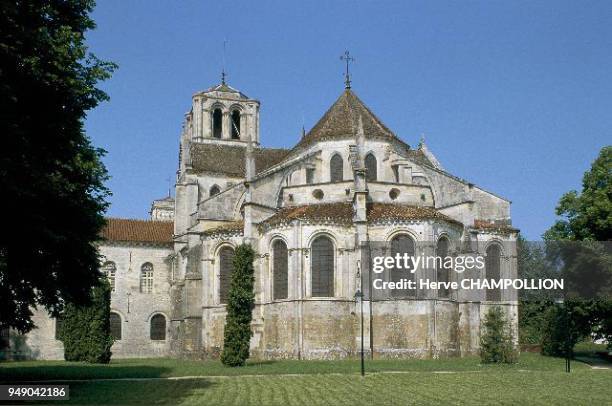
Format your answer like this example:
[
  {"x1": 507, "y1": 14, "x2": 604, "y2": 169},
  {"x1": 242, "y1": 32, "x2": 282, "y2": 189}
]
[
  {"x1": 101, "y1": 218, "x2": 174, "y2": 244},
  {"x1": 294, "y1": 90, "x2": 402, "y2": 150},
  {"x1": 190, "y1": 144, "x2": 290, "y2": 176},
  {"x1": 259, "y1": 203, "x2": 460, "y2": 228}
]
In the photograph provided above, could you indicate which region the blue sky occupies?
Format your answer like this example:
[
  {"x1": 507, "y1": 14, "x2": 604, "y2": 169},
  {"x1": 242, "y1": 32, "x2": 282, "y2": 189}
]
[{"x1": 85, "y1": 1, "x2": 611, "y2": 240}]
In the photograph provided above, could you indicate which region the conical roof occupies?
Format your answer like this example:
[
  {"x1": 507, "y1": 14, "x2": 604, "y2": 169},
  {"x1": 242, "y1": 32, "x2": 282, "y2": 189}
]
[{"x1": 294, "y1": 89, "x2": 400, "y2": 150}]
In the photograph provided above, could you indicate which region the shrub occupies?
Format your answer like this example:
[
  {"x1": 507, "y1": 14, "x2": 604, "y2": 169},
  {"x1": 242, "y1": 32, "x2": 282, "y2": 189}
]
[
  {"x1": 480, "y1": 306, "x2": 518, "y2": 363},
  {"x1": 58, "y1": 279, "x2": 113, "y2": 363},
  {"x1": 221, "y1": 243, "x2": 256, "y2": 367}
]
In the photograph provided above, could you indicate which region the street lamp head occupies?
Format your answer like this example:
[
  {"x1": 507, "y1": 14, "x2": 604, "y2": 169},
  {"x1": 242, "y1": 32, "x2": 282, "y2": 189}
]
[{"x1": 554, "y1": 297, "x2": 564, "y2": 305}]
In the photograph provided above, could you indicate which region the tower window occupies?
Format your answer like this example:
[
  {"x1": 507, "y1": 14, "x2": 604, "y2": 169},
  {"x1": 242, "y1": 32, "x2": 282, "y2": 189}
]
[
  {"x1": 212, "y1": 108, "x2": 223, "y2": 138},
  {"x1": 231, "y1": 110, "x2": 241, "y2": 139}
]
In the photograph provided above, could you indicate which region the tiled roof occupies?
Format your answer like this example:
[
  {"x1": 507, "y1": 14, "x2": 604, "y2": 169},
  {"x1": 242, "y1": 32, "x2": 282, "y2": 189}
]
[
  {"x1": 294, "y1": 90, "x2": 402, "y2": 150},
  {"x1": 190, "y1": 144, "x2": 290, "y2": 177},
  {"x1": 368, "y1": 204, "x2": 461, "y2": 225},
  {"x1": 472, "y1": 219, "x2": 519, "y2": 234},
  {"x1": 260, "y1": 203, "x2": 355, "y2": 228},
  {"x1": 202, "y1": 221, "x2": 244, "y2": 236},
  {"x1": 259, "y1": 203, "x2": 460, "y2": 228},
  {"x1": 101, "y1": 218, "x2": 174, "y2": 244}
]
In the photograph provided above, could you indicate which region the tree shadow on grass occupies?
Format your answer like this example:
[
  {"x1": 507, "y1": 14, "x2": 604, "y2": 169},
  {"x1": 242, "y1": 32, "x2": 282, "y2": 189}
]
[
  {"x1": 0, "y1": 365, "x2": 173, "y2": 383},
  {"x1": 61, "y1": 379, "x2": 217, "y2": 405}
]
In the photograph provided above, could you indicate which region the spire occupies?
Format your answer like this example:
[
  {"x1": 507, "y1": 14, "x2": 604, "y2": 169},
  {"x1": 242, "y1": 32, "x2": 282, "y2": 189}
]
[
  {"x1": 221, "y1": 38, "x2": 228, "y2": 85},
  {"x1": 340, "y1": 50, "x2": 355, "y2": 89}
]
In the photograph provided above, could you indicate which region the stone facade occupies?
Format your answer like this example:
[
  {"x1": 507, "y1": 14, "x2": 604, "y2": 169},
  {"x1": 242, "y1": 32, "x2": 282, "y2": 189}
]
[{"x1": 15, "y1": 79, "x2": 518, "y2": 360}]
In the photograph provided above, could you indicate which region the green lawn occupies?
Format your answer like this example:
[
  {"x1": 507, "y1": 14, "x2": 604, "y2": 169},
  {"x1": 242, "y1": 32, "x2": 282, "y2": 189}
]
[{"x1": 1, "y1": 354, "x2": 610, "y2": 405}]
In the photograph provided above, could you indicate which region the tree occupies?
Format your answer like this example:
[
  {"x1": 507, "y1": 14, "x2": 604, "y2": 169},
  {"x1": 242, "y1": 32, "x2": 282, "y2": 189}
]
[
  {"x1": 221, "y1": 244, "x2": 256, "y2": 367},
  {"x1": 58, "y1": 279, "x2": 113, "y2": 363},
  {"x1": 544, "y1": 146, "x2": 611, "y2": 242},
  {"x1": 480, "y1": 306, "x2": 518, "y2": 364},
  {"x1": 543, "y1": 146, "x2": 612, "y2": 353},
  {"x1": 0, "y1": 1, "x2": 116, "y2": 332}
]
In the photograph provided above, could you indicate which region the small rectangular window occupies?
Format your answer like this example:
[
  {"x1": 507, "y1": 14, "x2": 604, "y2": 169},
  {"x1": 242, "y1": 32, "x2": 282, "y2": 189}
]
[
  {"x1": 306, "y1": 168, "x2": 315, "y2": 184},
  {"x1": 392, "y1": 165, "x2": 399, "y2": 183}
]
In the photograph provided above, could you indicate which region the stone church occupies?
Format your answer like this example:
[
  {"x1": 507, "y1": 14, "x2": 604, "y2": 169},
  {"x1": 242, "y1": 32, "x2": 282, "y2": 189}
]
[{"x1": 10, "y1": 77, "x2": 519, "y2": 360}]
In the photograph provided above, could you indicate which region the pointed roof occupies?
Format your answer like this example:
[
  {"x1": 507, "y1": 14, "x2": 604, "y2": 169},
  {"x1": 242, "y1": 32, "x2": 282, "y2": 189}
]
[
  {"x1": 199, "y1": 82, "x2": 250, "y2": 99},
  {"x1": 294, "y1": 89, "x2": 400, "y2": 150}
]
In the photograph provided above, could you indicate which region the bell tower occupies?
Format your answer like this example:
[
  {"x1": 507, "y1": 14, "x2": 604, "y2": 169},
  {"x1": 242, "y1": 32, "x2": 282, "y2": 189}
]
[{"x1": 188, "y1": 77, "x2": 260, "y2": 145}]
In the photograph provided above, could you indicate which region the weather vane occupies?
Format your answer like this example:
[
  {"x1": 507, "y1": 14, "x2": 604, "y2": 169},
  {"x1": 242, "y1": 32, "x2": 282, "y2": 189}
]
[{"x1": 340, "y1": 50, "x2": 355, "y2": 89}]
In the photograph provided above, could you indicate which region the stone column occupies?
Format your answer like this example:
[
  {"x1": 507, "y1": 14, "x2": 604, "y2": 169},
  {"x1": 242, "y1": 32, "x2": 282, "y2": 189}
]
[
  {"x1": 222, "y1": 111, "x2": 230, "y2": 139},
  {"x1": 202, "y1": 107, "x2": 211, "y2": 138},
  {"x1": 195, "y1": 98, "x2": 204, "y2": 140}
]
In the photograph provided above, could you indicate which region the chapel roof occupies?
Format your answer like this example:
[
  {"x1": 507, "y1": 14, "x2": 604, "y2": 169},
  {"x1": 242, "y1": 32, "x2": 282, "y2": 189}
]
[
  {"x1": 202, "y1": 220, "x2": 244, "y2": 236},
  {"x1": 294, "y1": 89, "x2": 403, "y2": 150},
  {"x1": 472, "y1": 219, "x2": 519, "y2": 234},
  {"x1": 190, "y1": 144, "x2": 290, "y2": 177},
  {"x1": 258, "y1": 202, "x2": 460, "y2": 228},
  {"x1": 101, "y1": 218, "x2": 174, "y2": 244}
]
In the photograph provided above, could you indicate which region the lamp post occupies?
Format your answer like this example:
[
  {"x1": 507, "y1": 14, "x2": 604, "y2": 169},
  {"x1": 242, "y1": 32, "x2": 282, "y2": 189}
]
[
  {"x1": 555, "y1": 297, "x2": 570, "y2": 373},
  {"x1": 355, "y1": 288, "x2": 365, "y2": 376}
]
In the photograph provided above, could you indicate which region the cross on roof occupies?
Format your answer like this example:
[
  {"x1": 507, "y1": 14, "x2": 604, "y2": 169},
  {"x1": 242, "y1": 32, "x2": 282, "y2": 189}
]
[{"x1": 340, "y1": 50, "x2": 355, "y2": 89}]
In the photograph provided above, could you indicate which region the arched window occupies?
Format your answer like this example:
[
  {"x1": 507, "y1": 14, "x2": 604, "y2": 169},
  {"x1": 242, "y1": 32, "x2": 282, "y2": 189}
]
[
  {"x1": 210, "y1": 185, "x2": 220, "y2": 197},
  {"x1": 219, "y1": 246, "x2": 235, "y2": 304},
  {"x1": 140, "y1": 262, "x2": 154, "y2": 294},
  {"x1": 390, "y1": 234, "x2": 415, "y2": 298},
  {"x1": 54, "y1": 317, "x2": 63, "y2": 340},
  {"x1": 486, "y1": 244, "x2": 502, "y2": 301},
  {"x1": 311, "y1": 236, "x2": 334, "y2": 297},
  {"x1": 150, "y1": 314, "x2": 166, "y2": 340},
  {"x1": 273, "y1": 240, "x2": 288, "y2": 300},
  {"x1": 365, "y1": 153, "x2": 377, "y2": 182},
  {"x1": 330, "y1": 154, "x2": 343, "y2": 182},
  {"x1": 110, "y1": 312, "x2": 122, "y2": 340},
  {"x1": 231, "y1": 110, "x2": 241, "y2": 139},
  {"x1": 102, "y1": 261, "x2": 116, "y2": 292},
  {"x1": 0, "y1": 325, "x2": 9, "y2": 350},
  {"x1": 436, "y1": 237, "x2": 450, "y2": 298},
  {"x1": 212, "y1": 108, "x2": 223, "y2": 138}
]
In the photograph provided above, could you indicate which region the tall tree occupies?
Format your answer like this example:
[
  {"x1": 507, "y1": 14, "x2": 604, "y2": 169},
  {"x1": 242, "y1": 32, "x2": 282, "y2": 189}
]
[
  {"x1": 543, "y1": 146, "x2": 612, "y2": 353},
  {"x1": 0, "y1": 1, "x2": 116, "y2": 332},
  {"x1": 545, "y1": 146, "x2": 611, "y2": 242},
  {"x1": 221, "y1": 244, "x2": 256, "y2": 367}
]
